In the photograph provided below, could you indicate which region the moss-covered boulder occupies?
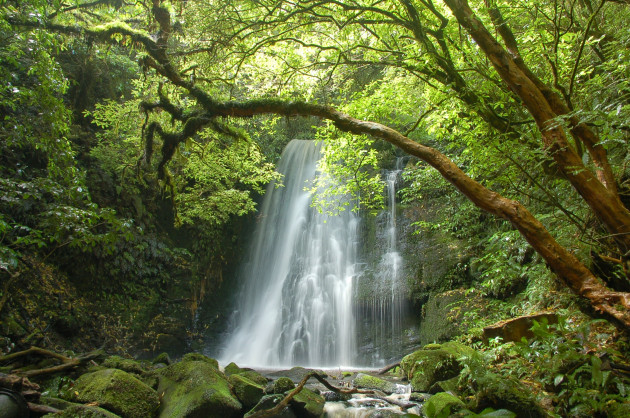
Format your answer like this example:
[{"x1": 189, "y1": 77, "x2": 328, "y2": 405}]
[
  {"x1": 473, "y1": 372, "x2": 545, "y2": 418},
  {"x1": 271, "y1": 377, "x2": 296, "y2": 394},
  {"x1": 428, "y1": 376, "x2": 459, "y2": 394},
  {"x1": 245, "y1": 394, "x2": 296, "y2": 418},
  {"x1": 102, "y1": 355, "x2": 147, "y2": 375},
  {"x1": 237, "y1": 370, "x2": 269, "y2": 386},
  {"x1": 400, "y1": 342, "x2": 474, "y2": 392},
  {"x1": 74, "y1": 368, "x2": 159, "y2": 418},
  {"x1": 229, "y1": 374, "x2": 265, "y2": 410},
  {"x1": 224, "y1": 362, "x2": 244, "y2": 375},
  {"x1": 151, "y1": 352, "x2": 172, "y2": 366},
  {"x1": 181, "y1": 352, "x2": 219, "y2": 369},
  {"x1": 43, "y1": 404, "x2": 122, "y2": 417},
  {"x1": 289, "y1": 387, "x2": 325, "y2": 418},
  {"x1": 423, "y1": 392, "x2": 465, "y2": 418},
  {"x1": 352, "y1": 373, "x2": 397, "y2": 394},
  {"x1": 155, "y1": 359, "x2": 242, "y2": 418}
]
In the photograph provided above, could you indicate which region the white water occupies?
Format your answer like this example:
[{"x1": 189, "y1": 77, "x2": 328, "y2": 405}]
[
  {"x1": 220, "y1": 140, "x2": 358, "y2": 367},
  {"x1": 356, "y1": 160, "x2": 407, "y2": 365}
]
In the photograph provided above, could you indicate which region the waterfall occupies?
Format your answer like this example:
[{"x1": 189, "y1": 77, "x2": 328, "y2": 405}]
[
  {"x1": 219, "y1": 140, "x2": 358, "y2": 367},
  {"x1": 356, "y1": 158, "x2": 407, "y2": 365}
]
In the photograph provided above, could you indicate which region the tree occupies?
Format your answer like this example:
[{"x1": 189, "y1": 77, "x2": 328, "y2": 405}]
[{"x1": 5, "y1": 0, "x2": 630, "y2": 327}]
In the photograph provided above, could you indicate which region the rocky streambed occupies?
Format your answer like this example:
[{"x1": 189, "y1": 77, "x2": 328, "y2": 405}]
[{"x1": 0, "y1": 341, "x2": 551, "y2": 417}]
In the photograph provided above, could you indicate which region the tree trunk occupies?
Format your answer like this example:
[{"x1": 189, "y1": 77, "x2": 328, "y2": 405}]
[{"x1": 443, "y1": 0, "x2": 630, "y2": 258}]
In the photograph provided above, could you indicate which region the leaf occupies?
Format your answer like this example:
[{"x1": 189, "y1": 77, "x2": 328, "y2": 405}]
[
  {"x1": 591, "y1": 356, "x2": 603, "y2": 387},
  {"x1": 554, "y1": 374, "x2": 564, "y2": 386}
]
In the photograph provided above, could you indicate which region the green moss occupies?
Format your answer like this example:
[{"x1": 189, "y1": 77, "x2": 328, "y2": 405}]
[
  {"x1": 272, "y1": 377, "x2": 295, "y2": 394},
  {"x1": 102, "y1": 355, "x2": 147, "y2": 375},
  {"x1": 423, "y1": 392, "x2": 465, "y2": 418},
  {"x1": 156, "y1": 360, "x2": 241, "y2": 418},
  {"x1": 352, "y1": 373, "x2": 397, "y2": 393},
  {"x1": 74, "y1": 368, "x2": 159, "y2": 417},
  {"x1": 152, "y1": 352, "x2": 172, "y2": 365},
  {"x1": 400, "y1": 342, "x2": 474, "y2": 392},
  {"x1": 428, "y1": 376, "x2": 460, "y2": 394},
  {"x1": 474, "y1": 372, "x2": 545, "y2": 418},
  {"x1": 224, "y1": 362, "x2": 243, "y2": 376},
  {"x1": 290, "y1": 387, "x2": 325, "y2": 418},
  {"x1": 237, "y1": 370, "x2": 268, "y2": 386},
  {"x1": 229, "y1": 374, "x2": 265, "y2": 410},
  {"x1": 181, "y1": 352, "x2": 219, "y2": 369},
  {"x1": 245, "y1": 394, "x2": 293, "y2": 418}
]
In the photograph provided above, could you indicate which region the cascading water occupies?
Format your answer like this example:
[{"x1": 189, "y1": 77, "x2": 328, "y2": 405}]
[
  {"x1": 219, "y1": 140, "x2": 358, "y2": 367},
  {"x1": 356, "y1": 159, "x2": 408, "y2": 365}
]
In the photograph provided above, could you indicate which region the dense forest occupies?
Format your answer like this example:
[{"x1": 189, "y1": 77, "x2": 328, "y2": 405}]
[{"x1": 1, "y1": 0, "x2": 630, "y2": 417}]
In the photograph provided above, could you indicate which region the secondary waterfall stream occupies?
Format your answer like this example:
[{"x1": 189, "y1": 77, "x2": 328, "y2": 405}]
[{"x1": 219, "y1": 140, "x2": 412, "y2": 368}]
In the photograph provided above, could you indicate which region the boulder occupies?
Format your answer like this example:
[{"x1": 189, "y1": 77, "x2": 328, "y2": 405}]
[
  {"x1": 422, "y1": 392, "x2": 465, "y2": 418},
  {"x1": 245, "y1": 394, "x2": 296, "y2": 418},
  {"x1": 155, "y1": 359, "x2": 242, "y2": 418},
  {"x1": 181, "y1": 353, "x2": 219, "y2": 369},
  {"x1": 428, "y1": 376, "x2": 459, "y2": 394},
  {"x1": 270, "y1": 377, "x2": 296, "y2": 394},
  {"x1": 151, "y1": 352, "x2": 172, "y2": 366},
  {"x1": 400, "y1": 342, "x2": 474, "y2": 392},
  {"x1": 236, "y1": 370, "x2": 269, "y2": 386},
  {"x1": 74, "y1": 368, "x2": 159, "y2": 418},
  {"x1": 473, "y1": 372, "x2": 546, "y2": 417},
  {"x1": 289, "y1": 387, "x2": 325, "y2": 418},
  {"x1": 352, "y1": 373, "x2": 397, "y2": 394},
  {"x1": 482, "y1": 312, "x2": 558, "y2": 343},
  {"x1": 229, "y1": 374, "x2": 265, "y2": 410},
  {"x1": 224, "y1": 362, "x2": 244, "y2": 376},
  {"x1": 101, "y1": 355, "x2": 147, "y2": 375}
]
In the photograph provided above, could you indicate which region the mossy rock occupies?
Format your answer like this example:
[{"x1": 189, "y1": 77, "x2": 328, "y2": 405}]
[
  {"x1": 237, "y1": 370, "x2": 268, "y2": 386},
  {"x1": 473, "y1": 372, "x2": 545, "y2": 418},
  {"x1": 423, "y1": 392, "x2": 465, "y2": 418},
  {"x1": 224, "y1": 362, "x2": 243, "y2": 376},
  {"x1": 102, "y1": 355, "x2": 146, "y2": 375},
  {"x1": 74, "y1": 368, "x2": 159, "y2": 418},
  {"x1": 245, "y1": 394, "x2": 296, "y2": 418},
  {"x1": 352, "y1": 373, "x2": 397, "y2": 394},
  {"x1": 43, "y1": 403, "x2": 122, "y2": 417},
  {"x1": 181, "y1": 352, "x2": 219, "y2": 368},
  {"x1": 229, "y1": 374, "x2": 265, "y2": 410},
  {"x1": 289, "y1": 387, "x2": 325, "y2": 418},
  {"x1": 428, "y1": 376, "x2": 460, "y2": 394},
  {"x1": 272, "y1": 377, "x2": 296, "y2": 394},
  {"x1": 156, "y1": 359, "x2": 241, "y2": 418},
  {"x1": 151, "y1": 352, "x2": 171, "y2": 365},
  {"x1": 39, "y1": 396, "x2": 77, "y2": 411},
  {"x1": 400, "y1": 341, "x2": 474, "y2": 392}
]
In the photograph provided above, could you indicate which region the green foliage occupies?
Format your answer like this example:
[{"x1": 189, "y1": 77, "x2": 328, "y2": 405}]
[
  {"x1": 460, "y1": 317, "x2": 630, "y2": 417},
  {"x1": 309, "y1": 129, "x2": 384, "y2": 214}
]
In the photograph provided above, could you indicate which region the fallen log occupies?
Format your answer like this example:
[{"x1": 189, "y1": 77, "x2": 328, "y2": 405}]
[
  {"x1": 0, "y1": 346, "x2": 104, "y2": 377},
  {"x1": 378, "y1": 362, "x2": 401, "y2": 375}
]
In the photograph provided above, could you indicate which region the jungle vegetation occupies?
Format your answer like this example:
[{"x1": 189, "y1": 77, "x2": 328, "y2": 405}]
[{"x1": 1, "y1": 0, "x2": 630, "y2": 416}]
